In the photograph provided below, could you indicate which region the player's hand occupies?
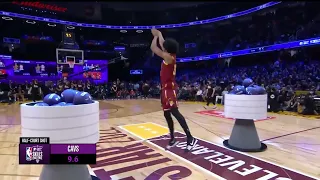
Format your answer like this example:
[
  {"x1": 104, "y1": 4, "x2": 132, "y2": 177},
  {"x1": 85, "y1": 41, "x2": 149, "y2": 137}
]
[{"x1": 151, "y1": 28, "x2": 161, "y2": 37}]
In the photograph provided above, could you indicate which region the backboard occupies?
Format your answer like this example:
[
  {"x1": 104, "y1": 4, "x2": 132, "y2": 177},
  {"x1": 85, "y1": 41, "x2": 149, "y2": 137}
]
[
  {"x1": 56, "y1": 48, "x2": 84, "y2": 76},
  {"x1": 56, "y1": 49, "x2": 84, "y2": 65}
]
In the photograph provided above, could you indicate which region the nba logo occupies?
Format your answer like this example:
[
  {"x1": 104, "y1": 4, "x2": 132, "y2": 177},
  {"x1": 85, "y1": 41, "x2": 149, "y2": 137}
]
[{"x1": 26, "y1": 147, "x2": 33, "y2": 161}]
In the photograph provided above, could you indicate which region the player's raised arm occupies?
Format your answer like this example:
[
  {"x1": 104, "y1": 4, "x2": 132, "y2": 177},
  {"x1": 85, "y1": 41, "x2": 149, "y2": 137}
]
[
  {"x1": 150, "y1": 29, "x2": 173, "y2": 64},
  {"x1": 157, "y1": 31, "x2": 165, "y2": 51}
]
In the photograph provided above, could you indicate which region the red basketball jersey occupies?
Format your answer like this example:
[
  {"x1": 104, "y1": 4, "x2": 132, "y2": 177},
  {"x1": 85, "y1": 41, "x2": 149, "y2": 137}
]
[{"x1": 160, "y1": 54, "x2": 176, "y2": 89}]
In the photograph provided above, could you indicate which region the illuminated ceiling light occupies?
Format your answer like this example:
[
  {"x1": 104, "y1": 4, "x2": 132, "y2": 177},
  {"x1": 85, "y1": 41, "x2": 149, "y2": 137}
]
[
  {"x1": 67, "y1": 26, "x2": 75, "y2": 29},
  {"x1": 136, "y1": 30, "x2": 143, "y2": 33},
  {"x1": 120, "y1": 30, "x2": 127, "y2": 33},
  {"x1": 2, "y1": 16, "x2": 13, "y2": 20},
  {"x1": 48, "y1": 23, "x2": 56, "y2": 27},
  {"x1": 26, "y1": 20, "x2": 36, "y2": 24}
]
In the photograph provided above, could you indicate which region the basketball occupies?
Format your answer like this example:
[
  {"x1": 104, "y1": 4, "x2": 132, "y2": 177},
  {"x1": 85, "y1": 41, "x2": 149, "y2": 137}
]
[
  {"x1": 74, "y1": 90, "x2": 80, "y2": 95},
  {"x1": 34, "y1": 102, "x2": 49, "y2": 106},
  {"x1": 232, "y1": 85, "x2": 246, "y2": 94},
  {"x1": 245, "y1": 86, "x2": 259, "y2": 95},
  {"x1": 243, "y1": 78, "x2": 254, "y2": 87},
  {"x1": 61, "y1": 89, "x2": 76, "y2": 103},
  {"x1": 254, "y1": 85, "x2": 267, "y2": 95},
  {"x1": 73, "y1": 91, "x2": 93, "y2": 105},
  {"x1": 43, "y1": 93, "x2": 61, "y2": 106}
]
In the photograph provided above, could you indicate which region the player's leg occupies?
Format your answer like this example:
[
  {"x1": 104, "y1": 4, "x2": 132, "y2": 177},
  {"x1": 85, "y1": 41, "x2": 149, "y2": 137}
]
[
  {"x1": 167, "y1": 89, "x2": 198, "y2": 152},
  {"x1": 163, "y1": 110, "x2": 178, "y2": 149},
  {"x1": 161, "y1": 90, "x2": 178, "y2": 149},
  {"x1": 170, "y1": 107, "x2": 198, "y2": 152}
]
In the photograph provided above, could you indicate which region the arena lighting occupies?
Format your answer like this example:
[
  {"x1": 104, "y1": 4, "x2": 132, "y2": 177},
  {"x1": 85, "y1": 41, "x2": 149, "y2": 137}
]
[
  {"x1": 67, "y1": 26, "x2": 75, "y2": 29},
  {"x1": 2, "y1": 16, "x2": 13, "y2": 20},
  {"x1": 26, "y1": 20, "x2": 36, "y2": 24},
  {"x1": 0, "y1": 55, "x2": 12, "y2": 59},
  {"x1": 176, "y1": 37, "x2": 320, "y2": 62},
  {"x1": 136, "y1": 30, "x2": 143, "y2": 33},
  {"x1": 120, "y1": 30, "x2": 127, "y2": 33},
  {"x1": 0, "y1": 2, "x2": 280, "y2": 29},
  {"x1": 47, "y1": 23, "x2": 56, "y2": 27}
]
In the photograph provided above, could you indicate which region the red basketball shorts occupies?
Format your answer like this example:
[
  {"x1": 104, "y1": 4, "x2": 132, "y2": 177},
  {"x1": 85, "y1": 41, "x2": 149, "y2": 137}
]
[{"x1": 161, "y1": 89, "x2": 178, "y2": 111}]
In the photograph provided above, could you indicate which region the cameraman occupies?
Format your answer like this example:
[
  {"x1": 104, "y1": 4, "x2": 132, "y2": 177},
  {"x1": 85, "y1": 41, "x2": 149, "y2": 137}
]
[
  {"x1": 267, "y1": 87, "x2": 281, "y2": 112},
  {"x1": 301, "y1": 92, "x2": 318, "y2": 115},
  {"x1": 142, "y1": 82, "x2": 150, "y2": 99}
]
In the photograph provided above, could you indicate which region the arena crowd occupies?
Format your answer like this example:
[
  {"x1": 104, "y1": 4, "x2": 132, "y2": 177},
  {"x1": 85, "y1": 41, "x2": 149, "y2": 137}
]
[
  {"x1": 0, "y1": 2, "x2": 319, "y2": 116},
  {"x1": 0, "y1": 58, "x2": 319, "y2": 115}
]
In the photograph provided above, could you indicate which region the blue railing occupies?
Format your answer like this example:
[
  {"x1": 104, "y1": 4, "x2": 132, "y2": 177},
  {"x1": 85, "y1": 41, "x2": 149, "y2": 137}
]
[
  {"x1": 176, "y1": 37, "x2": 320, "y2": 62},
  {"x1": 0, "y1": 2, "x2": 281, "y2": 30}
]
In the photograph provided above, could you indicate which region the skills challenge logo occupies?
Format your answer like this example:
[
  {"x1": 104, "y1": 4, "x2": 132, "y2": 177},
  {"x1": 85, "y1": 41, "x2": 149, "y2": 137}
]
[{"x1": 26, "y1": 145, "x2": 43, "y2": 163}]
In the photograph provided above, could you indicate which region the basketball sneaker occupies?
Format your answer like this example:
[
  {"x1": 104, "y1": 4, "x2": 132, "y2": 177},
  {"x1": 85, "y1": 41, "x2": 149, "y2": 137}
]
[
  {"x1": 185, "y1": 137, "x2": 198, "y2": 152},
  {"x1": 166, "y1": 139, "x2": 179, "y2": 150}
]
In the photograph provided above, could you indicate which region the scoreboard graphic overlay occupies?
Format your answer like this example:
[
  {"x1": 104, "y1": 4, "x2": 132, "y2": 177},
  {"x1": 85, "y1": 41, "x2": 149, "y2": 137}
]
[{"x1": 19, "y1": 137, "x2": 96, "y2": 164}]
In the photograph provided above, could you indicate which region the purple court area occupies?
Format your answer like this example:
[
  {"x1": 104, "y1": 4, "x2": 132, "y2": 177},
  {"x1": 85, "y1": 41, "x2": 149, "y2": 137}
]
[{"x1": 147, "y1": 132, "x2": 317, "y2": 180}]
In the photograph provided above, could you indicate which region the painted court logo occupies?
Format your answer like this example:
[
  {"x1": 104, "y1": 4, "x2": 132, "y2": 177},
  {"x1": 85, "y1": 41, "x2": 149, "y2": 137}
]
[
  {"x1": 148, "y1": 132, "x2": 317, "y2": 180},
  {"x1": 26, "y1": 145, "x2": 43, "y2": 163}
]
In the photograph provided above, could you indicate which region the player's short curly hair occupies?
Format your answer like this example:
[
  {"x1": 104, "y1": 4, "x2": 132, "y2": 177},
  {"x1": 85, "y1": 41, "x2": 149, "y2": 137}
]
[{"x1": 163, "y1": 38, "x2": 179, "y2": 54}]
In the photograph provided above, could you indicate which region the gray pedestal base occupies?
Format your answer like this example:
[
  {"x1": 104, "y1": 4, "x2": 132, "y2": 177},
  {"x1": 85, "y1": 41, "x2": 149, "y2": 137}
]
[
  {"x1": 39, "y1": 165, "x2": 98, "y2": 180},
  {"x1": 223, "y1": 119, "x2": 267, "y2": 152}
]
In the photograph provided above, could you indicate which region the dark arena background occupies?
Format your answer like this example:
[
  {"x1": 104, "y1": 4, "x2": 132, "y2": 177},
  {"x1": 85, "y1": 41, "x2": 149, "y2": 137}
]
[{"x1": 0, "y1": 1, "x2": 319, "y2": 180}]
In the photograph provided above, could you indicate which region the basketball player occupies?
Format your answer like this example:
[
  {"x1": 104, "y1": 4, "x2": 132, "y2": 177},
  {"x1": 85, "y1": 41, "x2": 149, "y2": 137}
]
[
  {"x1": 41, "y1": 64, "x2": 45, "y2": 72},
  {"x1": 0, "y1": 60, "x2": 4, "y2": 67},
  {"x1": 35, "y1": 64, "x2": 41, "y2": 73},
  {"x1": 150, "y1": 28, "x2": 198, "y2": 152},
  {"x1": 13, "y1": 63, "x2": 18, "y2": 71}
]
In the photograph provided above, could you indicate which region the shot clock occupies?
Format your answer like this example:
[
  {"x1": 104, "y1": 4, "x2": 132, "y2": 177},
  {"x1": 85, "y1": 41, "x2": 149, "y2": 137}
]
[
  {"x1": 50, "y1": 154, "x2": 96, "y2": 164},
  {"x1": 50, "y1": 144, "x2": 96, "y2": 164}
]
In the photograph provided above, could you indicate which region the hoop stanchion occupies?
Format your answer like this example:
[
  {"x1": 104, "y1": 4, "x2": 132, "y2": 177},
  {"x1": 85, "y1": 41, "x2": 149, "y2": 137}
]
[
  {"x1": 20, "y1": 101, "x2": 100, "y2": 180},
  {"x1": 223, "y1": 94, "x2": 268, "y2": 152}
]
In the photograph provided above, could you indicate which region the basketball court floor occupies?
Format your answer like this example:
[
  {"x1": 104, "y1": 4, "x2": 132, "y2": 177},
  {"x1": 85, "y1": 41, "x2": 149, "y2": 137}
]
[{"x1": 0, "y1": 99, "x2": 319, "y2": 180}]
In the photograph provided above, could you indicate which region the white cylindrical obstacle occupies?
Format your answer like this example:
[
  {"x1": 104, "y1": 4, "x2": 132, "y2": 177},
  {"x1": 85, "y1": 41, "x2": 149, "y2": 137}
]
[
  {"x1": 223, "y1": 94, "x2": 268, "y2": 152},
  {"x1": 21, "y1": 101, "x2": 99, "y2": 144},
  {"x1": 224, "y1": 94, "x2": 268, "y2": 120},
  {"x1": 21, "y1": 101, "x2": 100, "y2": 180}
]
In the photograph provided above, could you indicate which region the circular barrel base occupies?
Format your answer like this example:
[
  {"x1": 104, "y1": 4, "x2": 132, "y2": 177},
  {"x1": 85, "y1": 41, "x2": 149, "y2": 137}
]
[
  {"x1": 39, "y1": 165, "x2": 100, "y2": 180},
  {"x1": 223, "y1": 119, "x2": 267, "y2": 152}
]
